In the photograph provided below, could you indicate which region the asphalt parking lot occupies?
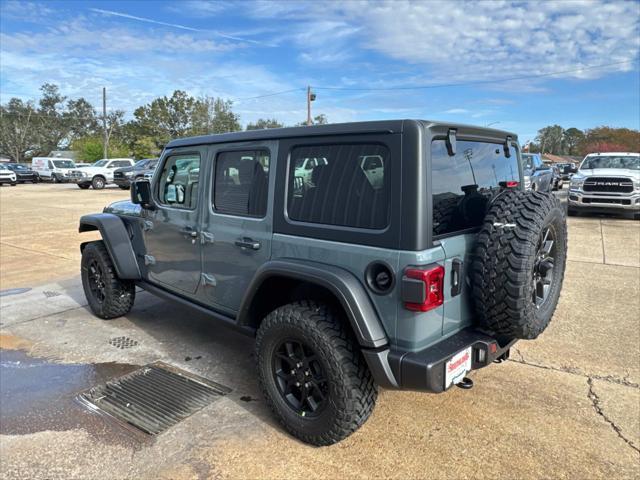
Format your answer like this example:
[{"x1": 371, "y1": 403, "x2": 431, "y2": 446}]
[{"x1": 1, "y1": 183, "x2": 639, "y2": 479}]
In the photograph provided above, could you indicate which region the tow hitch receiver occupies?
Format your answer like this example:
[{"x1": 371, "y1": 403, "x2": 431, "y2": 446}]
[{"x1": 456, "y1": 377, "x2": 474, "y2": 389}]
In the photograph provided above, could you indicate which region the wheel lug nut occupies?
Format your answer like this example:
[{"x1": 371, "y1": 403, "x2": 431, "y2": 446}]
[
  {"x1": 295, "y1": 382, "x2": 300, "y2": 387},
  {"x1": 291, "y1": 370, "x2": 295, "y2": 374},
  {"x1": 297, "y1": 362, "x2": 302, "y2": 368},
  {"x1": 305, "y1": 371, "x2": 310, "y2": 376}
]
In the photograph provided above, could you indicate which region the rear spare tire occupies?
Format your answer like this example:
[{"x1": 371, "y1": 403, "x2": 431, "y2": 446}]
[{"x1": 470, "y1": 190, "x2": 567, "y2": 340}]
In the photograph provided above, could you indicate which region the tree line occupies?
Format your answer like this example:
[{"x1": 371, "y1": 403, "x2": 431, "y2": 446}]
[
  {"x1": 527, "y1": 124, "x2": 639, "y2": 156},
  {"x1": 0, "y1": 84, "x2": 327, "y2": 162}
]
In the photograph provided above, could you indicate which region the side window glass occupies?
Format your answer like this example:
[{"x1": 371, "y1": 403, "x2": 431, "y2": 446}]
[
  {"x1": 157, "y1": 154, "x2": 201, "y2": 209},
  {"x1": 431, "y1": 140, "x2": 519, "y2": 237},
  {"x1": 48, "y1": 161, "x2": 54, "y2": 169},
  {"x1": 287, "y1": 144, "x2": 390, "y2": 229},
  {"x1": 213, "y1": 150, "x2": 270, "y2": 217}
]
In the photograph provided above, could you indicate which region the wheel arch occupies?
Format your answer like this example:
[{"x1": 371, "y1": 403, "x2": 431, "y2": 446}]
[
  {"x1": 237, "y1": 260, "x2": 389, "y2": 349},
  {"x1": 79, "y1": 213, "x2": 141, "y2": 280}
]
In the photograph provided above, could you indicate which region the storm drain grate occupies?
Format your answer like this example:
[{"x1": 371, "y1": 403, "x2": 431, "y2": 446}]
[
  {"x1": 78, "y1": 362, "x2": 231, "y2": 435},
  {"x1": 43, "y1": 290, "x2": 61, "y2": 298},
  {"x1": 109, "y1": 336, "x2": 139, "y2": 349}
]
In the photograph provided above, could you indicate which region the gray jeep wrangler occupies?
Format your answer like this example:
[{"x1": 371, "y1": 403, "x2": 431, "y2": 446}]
[{"x1": 79, "y1": 120, "x2": 567, "y2": 446}]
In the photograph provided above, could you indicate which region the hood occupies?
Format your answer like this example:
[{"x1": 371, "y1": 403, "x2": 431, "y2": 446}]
[
  {"x1": 577, "y1": 168, "x2": 640, "y2": 179},
  {"x1": 103, "y1": 200, "x2": 142, "y2": 217}
]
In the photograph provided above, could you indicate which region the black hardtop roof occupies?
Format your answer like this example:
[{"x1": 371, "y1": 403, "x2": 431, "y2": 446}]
[{"x1": 165, "y1": 119, "x2": 518, "y2": 149}]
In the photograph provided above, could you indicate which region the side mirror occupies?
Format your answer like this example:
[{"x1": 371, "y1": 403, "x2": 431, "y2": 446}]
[{"x1": 131, "y1": 180, "x2": 155, "y2": 210}]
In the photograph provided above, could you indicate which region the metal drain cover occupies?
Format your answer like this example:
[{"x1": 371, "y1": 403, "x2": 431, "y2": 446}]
[
  {"x1": 109, "y1": 336, "x2": 139, "y2": 349},
  {"x1": 78, "y1": 362, "x2": 231, "y2": 435}
]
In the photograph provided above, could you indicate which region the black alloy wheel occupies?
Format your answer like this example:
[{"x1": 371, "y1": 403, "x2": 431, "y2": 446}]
[
  {"x1": 272, "y1": 339, "x2": 329, "y2": 417},
  {"x1": 87, "y1": 259, "x2": 107, "y2": 304},
  {"x1": 533, "y1": 226, "x2": 555, "y2": 308}
]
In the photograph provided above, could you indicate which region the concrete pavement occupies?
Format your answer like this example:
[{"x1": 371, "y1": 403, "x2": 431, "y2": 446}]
[{"x1": 1, "y1": 184, "x2": 638, "y2": 479}]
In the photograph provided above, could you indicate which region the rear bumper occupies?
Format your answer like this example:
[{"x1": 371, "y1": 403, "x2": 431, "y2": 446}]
[
  {"x1": 114, "y1": 178, "x2": 131, "y2": 187},
  {"x1": 362, "y1": 328, "x2": 516, "y2": 392}
]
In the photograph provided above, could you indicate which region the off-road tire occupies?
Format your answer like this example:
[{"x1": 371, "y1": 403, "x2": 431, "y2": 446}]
[
  {"x1": 91, "y1": 176, "x2": 106, "y2": 190},
  {"x1": 470, "y1": 190, "x2": 567, "y2": 340},
  {"x1": 78, "y1": 183, "x2": 91, "y2": 189},
  {"x1": 256, "y1": 301, "x2": 377, "y2": 446},
  {"x1": 81, "y1": 241, "x2": 135, "y2": 319}
]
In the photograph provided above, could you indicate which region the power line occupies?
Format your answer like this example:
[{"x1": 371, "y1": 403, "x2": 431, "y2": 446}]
[{"x1": 311, "y1": 59, "x2": 638, "y2": 91}]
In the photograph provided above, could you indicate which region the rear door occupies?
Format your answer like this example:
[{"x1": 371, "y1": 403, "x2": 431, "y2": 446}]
[
  {"x1": 431, "y1": 137, "x2": 520, "y2": 336},
  {"x1": 143, "y1": 147, "x2": 204, "y2": 295},
  {"x1": 198, "y1": 142, "x2": 275, "y2": 313}
]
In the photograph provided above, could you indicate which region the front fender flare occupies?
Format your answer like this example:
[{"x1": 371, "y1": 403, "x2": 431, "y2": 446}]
[
  {"x1": 79, "y1": 213, "x2": 141, "y2": 280},
  {"x1": 237, "y1": 260, "x2": 389, "y2": 349}
]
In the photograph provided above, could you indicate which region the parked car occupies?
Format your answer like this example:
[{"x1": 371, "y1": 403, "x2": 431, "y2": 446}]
[
  {"x1": 79, "y1": 120, "x2": 567, "y2": 445},
  {"x1": 4, "y1": 163, "x2": 38, "y2": 183},
  {"x1": 556, "y1": 162, "x2": 577, "y2": 180},
  {"x1": 568, "y1": 152, "x2": 640, "y2": 219},
  {"x1": 551, "y1": 165, "x2": 563, "y2": 190},
  {"x1": 31, "y1": 157, "x2": 76, "y2": 182},
  {"x1": 69, "y1": 158, "x2": 135, "y2": 189},
  {"x1": 113, "y1": 158, "x2": 158, "y2": 189},
  {"x1": 0, "y1": 165, "x2": 17, "y2": 186},
  {"x1": 522, "y1": 153, "x2": 553, "y2": 192}
]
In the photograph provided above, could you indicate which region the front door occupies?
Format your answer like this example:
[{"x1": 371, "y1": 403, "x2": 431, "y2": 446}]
[
  {"x1": 199, "y1": 143, "x2": 274, "y2": 313},
  {"x1": 143, "y1": 147, "x2": 204, "y2": 295}
]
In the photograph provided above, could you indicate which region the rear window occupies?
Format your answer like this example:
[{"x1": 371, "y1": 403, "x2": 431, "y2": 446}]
[
  {"x1": 287, "y1": 144, "x2": 390, "y2": 229},
  {"x1": 432, "y1": 139, "x2": 518, "y2": 237}
]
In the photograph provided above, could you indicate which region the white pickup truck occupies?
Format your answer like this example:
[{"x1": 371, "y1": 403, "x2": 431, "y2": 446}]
[{"x1": 69, "y1": 158, "x2": 135, "y2": 189}]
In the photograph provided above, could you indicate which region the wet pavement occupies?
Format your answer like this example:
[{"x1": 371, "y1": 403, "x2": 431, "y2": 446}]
[{"x1": 0, "y1": 347, "x2": 141, "y2": 445}]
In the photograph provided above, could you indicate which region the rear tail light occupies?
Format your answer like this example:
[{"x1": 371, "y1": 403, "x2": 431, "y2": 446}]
[{"x1": 402, "y1": 265, "x2": 445, "y2": 312}]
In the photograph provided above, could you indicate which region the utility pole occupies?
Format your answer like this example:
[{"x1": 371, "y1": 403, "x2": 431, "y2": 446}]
[
  {"x1": 102, "y1": 87, "x2": 108, "y2": 159},
  {"x1": 306, "y1": 86, "x2": 316, "y2": 126}
]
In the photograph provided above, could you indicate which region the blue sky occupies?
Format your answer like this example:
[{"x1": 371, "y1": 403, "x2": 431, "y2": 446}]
[{"x1": 1, "y1": 0, "x2": 639, "y2": 143}]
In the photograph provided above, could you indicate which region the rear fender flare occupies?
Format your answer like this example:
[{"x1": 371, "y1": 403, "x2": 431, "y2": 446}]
[
  {"x1": 237, "y1": 260, "x2": 389, "y2": 349},
  {"x1": 79, "y1": 213, "x2": 140, "y2": 280}
]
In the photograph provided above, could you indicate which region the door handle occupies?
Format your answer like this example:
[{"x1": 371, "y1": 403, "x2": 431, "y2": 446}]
[
  {"x1": 235, "y1": 238, "x2": 261, "y2": 250},
  {"x1": 179, "y1": 227, "x2": 198, "y2": 244},
  {"x1": 179, "y1": 227, "x2": 198, "y2": 237}
]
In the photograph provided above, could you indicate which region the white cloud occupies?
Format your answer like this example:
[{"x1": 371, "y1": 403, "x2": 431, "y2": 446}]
[{"x1": 442, "y1": 108, "x2": 470, "y2": 114}]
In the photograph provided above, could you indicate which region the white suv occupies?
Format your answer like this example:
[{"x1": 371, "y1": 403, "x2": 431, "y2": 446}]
[
  {"x1": 568, "y1": 152, "x2": 640, "y2": 218},
  {"x1": 70, "y1": 158, "x2": 135, "y2": 189}
]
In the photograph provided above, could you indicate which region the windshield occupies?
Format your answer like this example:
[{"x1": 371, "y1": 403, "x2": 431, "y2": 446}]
[
  {"x1": 93, "y1": 160, "x2": 109, "y2": 167},
  {"x1": 134, "y1": 160, "x2": 147, "y2": 168},
  {"x1": 580, "y1": 156, "x2": 639, "y2": 170},
  {"x1": 53, "y1": 160, "x2": 75, "y2": 168},
  {"x1": 8, "y1": 164, "x2": 27, "y2": 170}
]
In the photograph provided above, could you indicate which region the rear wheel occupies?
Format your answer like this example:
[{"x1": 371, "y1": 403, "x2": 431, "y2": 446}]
[
  {"x1": 91, "y1": 176, "x2": 106, "y2": 189},
  {"x1": 256, "y1": 301, "x2": 377, "y2": 446},
  {"x1": 81, "y1": 241, "x2": 135, "y2": 319}
]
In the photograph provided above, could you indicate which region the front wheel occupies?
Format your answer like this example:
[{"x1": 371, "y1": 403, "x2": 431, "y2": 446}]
[
  {"x1": 91, "y1": 176, "x2": 106, "y2": 189},
  {"x1": 78, "y1": 183, "x2": 91, "y2": 189},
  {"x1": 81, "y1": 241, "x2": 135, "y2": 319},
  {"x1": 256, "y1": 301, "x2": 377, "y2": 446}
]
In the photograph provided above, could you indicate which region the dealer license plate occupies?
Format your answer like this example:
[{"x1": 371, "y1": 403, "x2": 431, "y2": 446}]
[{"x1": 445, "y1": 347, "x2": 472, "y2": 389}]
